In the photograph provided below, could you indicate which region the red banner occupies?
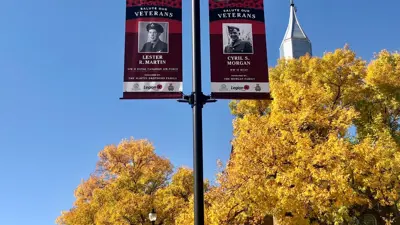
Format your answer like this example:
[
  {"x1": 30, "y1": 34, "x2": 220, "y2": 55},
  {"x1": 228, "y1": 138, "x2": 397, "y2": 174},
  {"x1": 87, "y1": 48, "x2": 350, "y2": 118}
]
[
  {"x1": 121, "y1": 0, "x2": 183, "y2": 99},
  {"x1": 209, "y1": 0, "x2": 270, "y2": 99}
]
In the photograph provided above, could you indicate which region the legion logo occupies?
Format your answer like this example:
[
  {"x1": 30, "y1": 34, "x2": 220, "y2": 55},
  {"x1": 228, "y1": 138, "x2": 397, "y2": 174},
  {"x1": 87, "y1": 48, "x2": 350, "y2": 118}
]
[
  {"x1": 144, "y1": 84, "x2": 163, "y2": 90},
  {"x1": 231, "y1": 85, "x2": 250, "y2": 91}
]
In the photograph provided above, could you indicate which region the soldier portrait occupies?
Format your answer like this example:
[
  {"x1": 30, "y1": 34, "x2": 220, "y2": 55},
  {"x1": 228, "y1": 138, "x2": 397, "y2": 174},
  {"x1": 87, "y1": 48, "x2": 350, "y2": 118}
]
[
  {"x1": 138, "y1": 22, "x2": 169, "y2": 53},
  {"x1": 223, "y1": 23, "x2": 254, "y2": 54}
]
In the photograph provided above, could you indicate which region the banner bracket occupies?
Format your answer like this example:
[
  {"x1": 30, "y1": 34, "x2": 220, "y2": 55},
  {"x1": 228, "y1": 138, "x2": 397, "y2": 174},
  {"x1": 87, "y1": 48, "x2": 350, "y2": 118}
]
[{"x1": 177, "y1": 93, "x2": 217, "y2": 108}]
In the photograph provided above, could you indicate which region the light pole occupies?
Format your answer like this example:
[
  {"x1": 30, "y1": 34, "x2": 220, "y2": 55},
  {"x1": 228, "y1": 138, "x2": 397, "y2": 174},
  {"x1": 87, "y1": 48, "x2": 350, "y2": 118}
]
[
  {"x1": 149, "y1": 208, "x2": 157, "y2": 225},
  {"x1": 177, "y1": 0, "x2": 216, "y2": 224}
]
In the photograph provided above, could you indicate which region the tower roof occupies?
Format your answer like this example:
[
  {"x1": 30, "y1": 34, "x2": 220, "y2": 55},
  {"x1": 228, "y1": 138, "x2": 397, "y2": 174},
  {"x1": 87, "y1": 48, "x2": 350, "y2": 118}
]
[
  {"x1": 280, "y1": 0, "x2": 312, "y2": 59},
  {"x1": 282, "y1": 0, "x2": 309, "y2": 41}
]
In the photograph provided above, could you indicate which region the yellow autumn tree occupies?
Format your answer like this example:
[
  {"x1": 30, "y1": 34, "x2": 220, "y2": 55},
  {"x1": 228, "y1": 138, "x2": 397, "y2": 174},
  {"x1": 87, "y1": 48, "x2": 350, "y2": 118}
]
[
  {"x1": 56, "y1": 138, "x2": 196, "y2": 225},
  {"x1": 173, "y1": 172, "x2": 212, "y2": 225},
  {"x1": 155, "y1": 167, "x2": 195, "y2": 224},
  {"x1": 350, "y1": 50, "x2": 400, "y2": 224},
  {"x1": 218, "y1": 47, "x2": 400, "y2": 225},
  {"x1": 174, "y1": 192, "x2": 214, "y2": 225}
]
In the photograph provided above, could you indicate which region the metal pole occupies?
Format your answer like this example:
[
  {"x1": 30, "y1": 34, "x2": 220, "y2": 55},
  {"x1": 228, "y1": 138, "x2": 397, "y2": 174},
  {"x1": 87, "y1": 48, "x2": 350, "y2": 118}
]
[
  {"x1": 178, "y1": 0, "x2": 216, "y2": 223},
  {"x1": 192, "y1": 0, "x2": 204, "y2": 224}
]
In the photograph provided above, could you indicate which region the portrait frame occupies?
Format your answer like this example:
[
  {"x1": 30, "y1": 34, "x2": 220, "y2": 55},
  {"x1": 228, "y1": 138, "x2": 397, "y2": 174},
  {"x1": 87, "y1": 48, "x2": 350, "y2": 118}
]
[
  {"x1": 222, "y1": 23, "x2": 254, "y2": 55},
  {"x1": 138, "y1": 21, "x2": 170, "y2": 54}
]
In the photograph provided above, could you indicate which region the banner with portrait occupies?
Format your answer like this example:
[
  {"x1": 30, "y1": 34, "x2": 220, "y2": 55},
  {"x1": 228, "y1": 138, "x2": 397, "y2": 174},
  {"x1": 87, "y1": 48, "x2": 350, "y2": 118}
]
[
  {"x1": 122, "y1": 0, "x2": 183, "y2": 99},
  {"x1": 209, "y1": 0, "x2": 270, "y2": 99}
]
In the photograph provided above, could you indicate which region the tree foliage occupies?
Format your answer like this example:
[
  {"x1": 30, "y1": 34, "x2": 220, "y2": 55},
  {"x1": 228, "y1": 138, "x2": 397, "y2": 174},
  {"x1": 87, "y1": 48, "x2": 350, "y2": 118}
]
[
  {"x1": 56, "y1": 138, "x2": 194, "y2": 225},
  {"x1": 57, "y1": 47, "x2": 400, "y2": 225},
  {"x1": 221, "y1": 47, "x2": 400, "y2": 224}
]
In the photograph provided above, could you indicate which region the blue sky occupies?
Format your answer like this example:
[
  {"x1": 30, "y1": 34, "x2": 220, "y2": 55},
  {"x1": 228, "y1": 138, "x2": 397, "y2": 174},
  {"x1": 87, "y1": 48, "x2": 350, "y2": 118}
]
[{"x1": 0, "y1": 0, "x2": 398, "y2": 224}]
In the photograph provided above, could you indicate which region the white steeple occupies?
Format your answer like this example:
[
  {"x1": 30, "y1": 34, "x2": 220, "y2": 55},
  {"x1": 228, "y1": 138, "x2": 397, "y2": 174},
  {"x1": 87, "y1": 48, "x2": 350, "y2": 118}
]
[{"x1": 280, "y1": 0, "x2": 312, "y2": 59}]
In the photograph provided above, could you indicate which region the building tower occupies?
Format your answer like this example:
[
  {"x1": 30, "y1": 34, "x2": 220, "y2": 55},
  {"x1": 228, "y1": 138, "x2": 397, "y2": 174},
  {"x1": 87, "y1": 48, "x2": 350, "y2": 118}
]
[{"x1": 280, "y1": 0, "x2": 312, "y2": 59}]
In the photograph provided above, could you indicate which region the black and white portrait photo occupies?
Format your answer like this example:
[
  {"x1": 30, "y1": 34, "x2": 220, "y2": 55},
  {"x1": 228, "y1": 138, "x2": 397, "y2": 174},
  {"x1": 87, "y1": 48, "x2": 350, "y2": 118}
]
[
  {"x1": 138, "y1": 22, "x2": 169, "y2": 53},
  {"x1": 223, "y1": 23, "x2": 254, "y2": 54}
]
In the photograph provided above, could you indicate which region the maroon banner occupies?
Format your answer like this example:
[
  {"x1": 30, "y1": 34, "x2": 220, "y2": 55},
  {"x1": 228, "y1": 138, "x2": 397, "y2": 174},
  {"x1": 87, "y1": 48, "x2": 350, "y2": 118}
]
[
  {"x1": 121, "y1": 0, "x2": 183, "y2": 99},
  {"x1": 209, "y1": 0, "x2": 270, "y2": 99}
]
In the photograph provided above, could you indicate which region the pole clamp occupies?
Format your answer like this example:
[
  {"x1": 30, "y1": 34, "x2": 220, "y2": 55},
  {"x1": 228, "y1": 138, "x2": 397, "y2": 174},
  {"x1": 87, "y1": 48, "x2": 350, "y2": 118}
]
[{"x1": 178, "y1": 92, "x2": 217, "y2": 108}]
